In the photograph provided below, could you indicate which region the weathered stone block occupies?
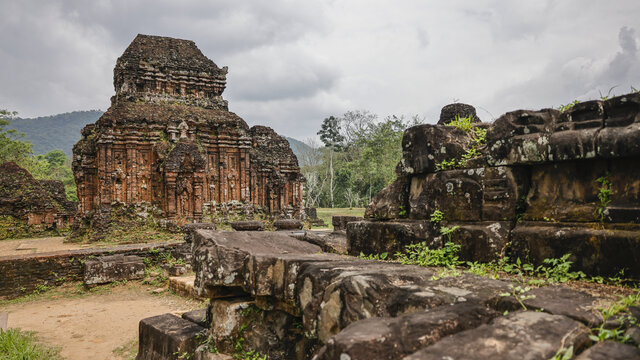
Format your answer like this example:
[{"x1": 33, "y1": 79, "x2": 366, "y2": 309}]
[
  {"x1": 511, "y1": 222, "x2": 640, "y2": 278},
  {"x1": 192, "y1": 230, "x2": 330, "y2": 303},
  {"x1": 448, "y1": 221, "x2": 511, "y2": 263},
  {"x1": 182, "y1": 223, "x2": 217, "y2": 243},
  {"x1": 399, "y1": 124, "x2": 474, "y2": 175},
  {"x1": 365, "y1": 177, "x2": 409, "y2": 220},
  {"x1": 136, "y1": 313, "x2": 205, "y2": 360},
  {"x1": 598, "y1": 93, "x2": 640, "y2": 158},
  {"x1": 332, "y1": 215, "x2": 364, "y2": 231},
  {"x1": 273, "y1": 219, "x2": 303, "y2": 230},
  {"x1": 83, "y1": 254, "x2": 145, "y2": 285},
  {"x1": 482, "y1": 166, "x2": 529, "y2": 221},
  {"x1": 495, "y1": 285, "x2": 604, "y2": 327},
  {"x1": 486, "y1": 108, "x2": 559, "y2": 165},
  {"x1": 169, "y1": 276, "x2": 203, "y2": 300},
  {"x1": 404, "y1": 311, "x2": 591, "y2": 360},
  {"x1": 575, "y1": 340, "x2": 640, "y2": 360},
  {"x1": 438, "y1": 103, "x2": 481, "y2": 125},
  {"x1": 607, "y1": 158, "x2": 640, "y2": 223},
  {"x1": 182, "y1": 309, "x2": 208, "y2": 328},
  {"x1": 313, "y1": 303, "x2": 498, "y2": 360},
  {"x1": 230, "y1": 221, "x2": 265, "y2": 231},
  {"x1": 408, "y1": 167, "x2": 527, "y2": 222},
  {"x1": 295, "y1": 258, "x2": 510, "y2": 342},
  {"x1": 523, "y1": 161, "x2": 606, "y2": 222},
  {"x1": 549, "y1": 100, "x2": 603, "y2": 161},
  {"x1": 209, "y1": 299, "x2": 254, "y2": 340},
  {"x1": 409, "y1": 170, "x2": 483, "y2": 221},
  {"x1": 302, "y1": 231, "x2": 348, "y2": 254},
  {"x1": 346, "y1": 220, "x2": 435, "y2": 256},
  {"x1": 206, "y1": 299, "x2": 305, "y2": 360}
]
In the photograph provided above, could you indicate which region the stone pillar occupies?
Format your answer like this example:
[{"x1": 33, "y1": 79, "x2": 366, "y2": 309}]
[{"x1": 165, "y1": 173, "x2": 177, "y2": 218}]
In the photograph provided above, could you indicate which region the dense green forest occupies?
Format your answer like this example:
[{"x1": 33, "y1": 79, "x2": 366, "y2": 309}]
[
  {"x1": 0, "y1": 110, "x2": 77, "y2": 201},
  {"x1": 300, "y1": 110, "x2": 422, "y2": 208}
]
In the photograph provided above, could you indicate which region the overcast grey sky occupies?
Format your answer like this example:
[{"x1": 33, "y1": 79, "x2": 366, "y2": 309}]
[{"x1": 1, "y1": 0, "x2": 639, "y2": 140}]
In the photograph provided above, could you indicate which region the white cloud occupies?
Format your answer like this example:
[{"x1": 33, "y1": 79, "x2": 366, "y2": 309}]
[{"x1": 1, "y1": 0, "x2": 639, "y2": 139}]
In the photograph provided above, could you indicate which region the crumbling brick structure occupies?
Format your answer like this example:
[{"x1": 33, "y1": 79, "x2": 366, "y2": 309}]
[
  {"x1": 0, "y1": 162, "x2": 76, "y2": 238},
  {"x1": 72, "y1": 34, "x2": 304, "y2": 225},
  {"x1": 350, "y1": 96, "x2": 640, "y2": 278}
]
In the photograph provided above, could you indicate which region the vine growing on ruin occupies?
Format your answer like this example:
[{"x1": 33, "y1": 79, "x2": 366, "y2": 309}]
[
  {"x1": 436, "y1": 115, "x2": 487, "y2": 170},
  {"x1": 596, "y1": 173, "x2": 612, "y2": 223}
]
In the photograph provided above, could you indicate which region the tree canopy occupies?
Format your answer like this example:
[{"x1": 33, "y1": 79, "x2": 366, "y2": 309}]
[
  {"x1": 303, "y1": 110, "x2": 422, "y2": 208},
  {"x1": 0, "y1": 110, "x2": 77, "y2": 201}
]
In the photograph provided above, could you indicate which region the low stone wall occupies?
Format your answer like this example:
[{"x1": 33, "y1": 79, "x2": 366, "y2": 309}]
[{"x1": 0, "y1": 242, "x2": 183, "y2": 300}]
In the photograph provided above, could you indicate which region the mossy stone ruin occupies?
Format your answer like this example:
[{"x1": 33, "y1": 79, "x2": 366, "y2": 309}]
[{"x1": 353, "y1": 98, "x2": 640, "y2": 278}]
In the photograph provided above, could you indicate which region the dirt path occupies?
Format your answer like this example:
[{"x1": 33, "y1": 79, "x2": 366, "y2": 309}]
[
  {"x1": 0, "y1": 237, "x2": 88, "y2": 256},
  {"x1": 0, "y1": 284, "x2": 203, "y2": 360}
]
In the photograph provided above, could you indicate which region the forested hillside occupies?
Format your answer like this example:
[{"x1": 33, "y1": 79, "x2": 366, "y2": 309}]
[{"x1": 7, "y1": 110, "x2": 103, "y2": 156}]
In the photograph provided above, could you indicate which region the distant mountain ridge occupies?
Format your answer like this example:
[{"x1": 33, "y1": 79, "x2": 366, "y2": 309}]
[
  {"x1": 8, "y1": 110, "x2": 310, "y2": 162},
  {"x1": 8, "y1": 110, "x2": 103, "y2": 156},
  {"x1": 285, "y1": 136, "x2": 312, "y2": 164}
]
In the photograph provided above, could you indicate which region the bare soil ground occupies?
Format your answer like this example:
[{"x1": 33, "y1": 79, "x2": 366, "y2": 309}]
[
  {"x1": 0, "y1": 236, "x2": 86, "y2": 256},
  {"x1": 0, "y1": 282, "x2": 203, "y2": 360},
  {"x1": 0, "y1": 236, "x2": 180, "y2": 257}
]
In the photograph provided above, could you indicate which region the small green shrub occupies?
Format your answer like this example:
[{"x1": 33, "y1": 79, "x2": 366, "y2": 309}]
[
  {"x1": 595, "y1": 173, "x2": 612, "y2": 222},
  {"x1": 536, "y1": 254, "x2": 586, "y2": 283},
  {"x1": 550, "y1": 346, "x2": 574, "y2": 360},
  {"x1": 499, "y1": 285, "x2": 536, "y2": 311},
  {"x1": 436, "y1": 118, "x2": 487, "y2": 171},
  {"x1": 429, "y1": 210, "x2": 444, "y2": 224},
  {"x1": 558, "y1": 100, "x2": 579, "y2": 112},
  {"x1": 446, "y1": 115, "x2": 474, "y2": 132},
  {"x1": 359, "y1": 252, "x2": 388, "y2": 260},
  {"x1": 439, "y1": 225, "x2": 459, "y2": 242},
  {"x1": 396, "y1": 241, "x2": 462, "y2": 268}
]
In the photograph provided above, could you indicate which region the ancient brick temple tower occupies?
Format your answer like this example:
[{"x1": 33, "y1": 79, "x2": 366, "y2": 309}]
[{"x1": 73, "y1": 34, "x2": 304, "y2": 222}]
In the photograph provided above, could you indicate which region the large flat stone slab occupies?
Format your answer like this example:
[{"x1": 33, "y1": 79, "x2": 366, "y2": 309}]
[
  {"x1": 192, "y1": 229, "x2": 512, "y2": 343},
  {"x1": 496, "y1": 285, "x2": 604, "y2": 327},
  {"x1": 137, "y1": 313, "x2": 205, "y2": 360},
  {"x1": 192, "y1": 230, "x2": 333, "y2": 300},
  {"x1": 182, "y1": 309, "x2": 208, "y2": 328},
  {"x1": 403, "y1": 311, "x2": 591, "y2": 360},
  {"x1": 83, "y1": 254, "x2": 145, "y2": 285},
  {"x1": 575, "y1": 340, "x2": 640, "y2": 360},
  {"x1": 346, "y1": 220, "x2": 434, "y2": 256},
  {"x1": 302, "y1": 231, "x2": 348, "y2": 254},
  {"x1": 313, "y1": 303, "x2": 499, "y2": 360}
]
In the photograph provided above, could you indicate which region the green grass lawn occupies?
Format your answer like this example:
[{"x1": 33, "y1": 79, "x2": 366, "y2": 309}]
[
  {"x1": 315, "y1": 208, "x2": 365, "y2": 229},
  {"x1": 0, "y1": 329, "x2": 62, "y2": 360}
]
